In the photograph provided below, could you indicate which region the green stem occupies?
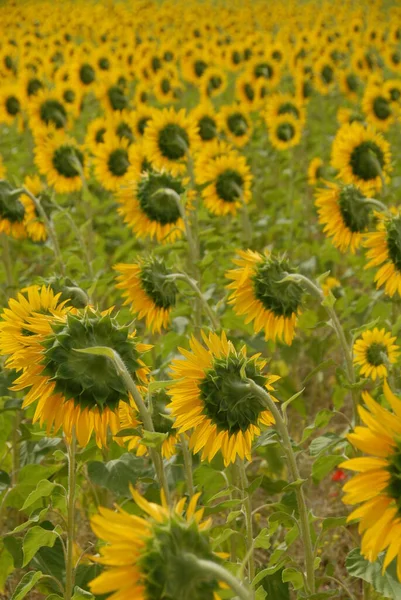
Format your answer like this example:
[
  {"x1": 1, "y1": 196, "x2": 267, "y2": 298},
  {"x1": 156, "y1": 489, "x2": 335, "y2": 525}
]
[
  {"x1": 324, "y1": 575, "x2": 357, "y2": 600},
  {"x1": 165, "y1": 273, "x2": 220, "y2": 329},
  {"x1": 22, "y1": 187, "x2": 66, "y2": 276},
  {"x1": 107, "y1": 349, "x2": 171, "y2": 505},
  {"x1": 362, "y1": 197, "x2": 388, "y2": 213},
  {"x1": 192, "y1": 557, "x2": 251, "y2": 600},
  {"x1": 1, "y1": 233, "x2": 14, "y2": 294},
  {"x1": 180, "y1": 434, "x2": 194, "y2": 497},
  {"x1": 64, "y1": 432, "x2": 76, "y2": 600},
  {"x1": 246, "y1": 381, "x2": 316, "y2": 595},
  {"x1": 238, "y1": 460, "x2": 255, "y2": 584},
  {"x1": 282, "y1": 273, "x2": 358, "y2": 425},
  {"x1": 11, "y1": 410, "x2": 20, "y2": 486}
]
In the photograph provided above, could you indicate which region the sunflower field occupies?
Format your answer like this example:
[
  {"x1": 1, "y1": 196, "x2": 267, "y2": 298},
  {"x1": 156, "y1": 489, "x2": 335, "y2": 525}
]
[{"x1": 1, "y1": 1, "x2": 401, "y2": 599}]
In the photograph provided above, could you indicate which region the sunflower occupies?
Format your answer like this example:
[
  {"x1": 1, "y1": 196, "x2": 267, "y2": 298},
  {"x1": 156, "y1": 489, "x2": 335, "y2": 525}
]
[
  {"x1": 18, "y1": 69, "x2": 46, "y2": 104},
  {"x1": 114, "y1": 257, "x2": 177, "y2": 333},
  {"x1": 85, "y1": 116, "x2": 109, "y2": 150},
  {"x1": 364, "y1": 212, "x2": 401, "y2": 298},
  {"x1": 308, "y1": 157, "x2": 324, "y2": 186},
  {"x1": 313, "y1": 55, "x2": 337, "y2": 95},
  {"x1": 199, "y1": 66, "x2": 227, "y2": 99},
  {"x1": 6, "y1": 308, "x2": 150, "y2": 448},
  {"x1": 89, "y1": 487, "x2": 223, "y2": 600},
  {"x1": 132, "y1": 106, "x2": 153, "y2": 139},
  {"x1": 384, "y1": 45, "x2": 401, "y2": 74},
  {"x1": 70, "y1": 53, "x2": 98, "y2": 92},
  {"x1": 167, "y1": 330, "x2": 279, "y2": 466},
  {"x1": 0, "y1": 180, "x2": 34, "y2": 240},
  {"x1": 331, "y1": 122, "x2": 392, "y2": 195},
  {"x1": 217, "y1": 105, "x2": 252, "y2": 148},
  {"x1": 265, "y1": 92, "x2": 306, "y2": 126},
  {"x1": 21, "y1": 174, "x2": 49, "y2": 242},
  {"x1": 315, "y1": 181, "x2": 372, "y2": 253},
  {"x1": 362, "y1": 85, "x2": 394, "y2": 131},
  {"x1": 181, "y1": 48, "x2": 211, "y2": 84},
  {"x1": 0, "y1": 84, "x2": 23, "y2": 126},
  {"x1": 353, "y1": 328, "x2": 399, "y2": 381},
  {"x1": 340, "y1": 381, "x2": 401, "y2": 582},
  {"x1": 197, "y1": 152, "x2": 252, "y2": 216},
  {"x1": 226, "y1": 249, "x2": 303, "y2": 345},
  {"x1": 153, "y1": 67, "x2": 183, "y2": 105},
  {"x1": 336, "y1": 107, "x2": 364, "y2": 126},
  {"x1": 235, "y1": 73, "x2": 265, "y2": 110},
  {"x1": 118, "y1": 390, "x2": 179, "y2": 459},
  {"x1": 117, "y1": 169, "x2": 188, "y2": 244},
  {"x1": 339, "y1": 70, "x2": 362, "y2": 102},
  {"x1": 0, "y1": 284, "x2": 71, "y2": 371},
  {"x1": 27, "y1": 88, "x2": 69, "y2": 133},
  {"x1": 191, "y1": 101, "x2": 218, "y2": 144},
  {"x1": 96, "y1": 77, "x2": 130, "y2": 112},
  {"x1": 35, "y1": 130, "x2": 86, "y2": 194},
  {"x1": 322, "y1": 276, "x2": 342, "y2": 297},
  {"x1": 268, "y1": 114, "x2": 302, "y2": 151},
  {"x1": 92, "y1": 133, "x2": 133, "y2": 192},
  {"x1": 249, "y1": 55, "x2": 281, "y2": 88},
  {"x1": 143, "y1": 108, "x2": 199, "y2": 176},
  {"x1": 384, "y1": 79, "x2": 401, "y2": 107},
  {"x1": 107, "y1": 109, "x2": 138, "y2": 145}
]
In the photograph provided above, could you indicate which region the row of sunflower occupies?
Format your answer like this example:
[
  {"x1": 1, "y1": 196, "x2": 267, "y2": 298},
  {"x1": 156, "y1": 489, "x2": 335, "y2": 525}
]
[{"x1": 1, "y1": 0, "x2": 401, "y2": 599}]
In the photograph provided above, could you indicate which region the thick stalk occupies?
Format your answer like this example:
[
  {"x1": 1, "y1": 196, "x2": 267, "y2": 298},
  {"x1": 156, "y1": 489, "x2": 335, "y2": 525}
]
[
  {"x1": 180, "y1": 434, "x2": 194, "y2": 497},
  {"x1": 282, "y1": 273, "x2": 358, "y2": 424},
  {"x1": 22, "y1": 187, "x2": 66, "y2": 275},
  {"x1": 64, "y1": 432, "x2": 76, "y2": 600},
  {"x1": 108, "y1": 350, "x2": 171, "y2": 505},
  {"x1": 246, "y1": 381, "x2": 316, "y2": 595},
  {"x1": 191, "y1": 557, "x2": 251, "y2": 600},
  {"x1": 238, "y1": 460, "x2": 255, "y2": 584},
  {"x1": 165, "y1": 273, "x2": 220, "y2": 329}
]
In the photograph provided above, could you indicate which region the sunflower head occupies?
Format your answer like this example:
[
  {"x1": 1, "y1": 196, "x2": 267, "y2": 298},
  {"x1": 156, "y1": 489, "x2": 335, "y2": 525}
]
[
  {"x1": 353, "y1": 328, "x2": 399, "y2": 381},
  {"x1": 136, "y1": 170, "x2": 183, "y2": 226},
  {"x1": 0, "y1": 180, "x2": 25, "y2": 225},
  {"x1": 45, "y1": 276, "x2": 89, "y2": 309},
  {"x1": 168, "y1": 331, "x2": 278, "y2": 465},
  {"x1": 90, "y1": 488, "x2": 222, "y2": 600},
  {"x1": 252, "y1": 254, "x2": 303, "y2": 319},
  {"x1": 42, "y1": 310, "x2": 143, "y2": 413}
]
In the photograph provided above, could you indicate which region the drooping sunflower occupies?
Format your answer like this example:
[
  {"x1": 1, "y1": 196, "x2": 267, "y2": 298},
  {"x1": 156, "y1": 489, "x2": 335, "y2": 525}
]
[
  {"x1": 118, "y1": 390, "x2": 179, "y2": 459},
  {"x1": 21, "y1": 174, "x2": 49, "y2": 242},
  {"x1": 35, "y1": 130, "x2": 86, "y2": 194},
  {"x1": 107, "y1": 109, "x2": 137, "y2": 145},
  {"x1": 6, "y1": 308, "x2": 150, "y2": 448},
  {"x1": 0, "y1": 285, "x2": 71, "y2": 370},
  {"x1": 315, "y1": 182, "x2": 372, "y2": 253},
  {"x1": 117, "y1": 169, "x2": 188, "y2": 244},
  {"x1": 143, "y1": 108, "x2": 199, "y2": 176},
  {"x1": 364, "y1": 212, "x2": 401, "y2": 298},
  {"x1": 197, "y1": 152, "x2": 252, "y2": 216},
  {"x1": 265, "y1": 92, "x2": 306, "y2": 127},
  {"x1": 27, "y1": 88, "x2": 69, "y2": 133},
  {"x1": 217, "y1": 105, "x2": 252, "y2": 148},
  {"x1": 84, "y1": 116, "x2": 109, "y2": 150},
  {"x1": 89, "y1": 487, "x2": 223, "y2": 600},
  {"x1": 341, "y1": 381, "x2": 401, "y2": 581},
  {"x1": 307, "y1": 157, "x2": 324, "y2": 186},
  {"x1": 362, "y1": 85, "x2": 394, "y2": 131},
  {"x1": 268, "y1": 114, "x2": 302, "y2": 151},
  {"x1": 0, "y1": 84, "x2": 23, "y2": 127},
  {"x1": 331, "y1": 122, "x2": 392, "y2": 195},
  {"x1": 167, "y1": 330, "x2": 279, "y2": 466},
  {"x1": 114, "y1": 257, "x2": 177, "y2": 333},
  {"x1": 353, "y1": 328, "x2": 399, "y2": 381},
  {"x1": 226, "y1": 250, "x2": 303, "y2": 345},
  {"x1": 92, "y1": 133, "x2": 133, "y2": 192},
  {"x1": 191, "y1": 101, "x2": 219, "y2": 144},
  {"x1": 0, "y1": 180, "x2": 34, "y2": 240}
]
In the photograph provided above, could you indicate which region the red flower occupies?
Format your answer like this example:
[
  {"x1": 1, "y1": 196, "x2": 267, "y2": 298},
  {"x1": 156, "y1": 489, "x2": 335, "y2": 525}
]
[{"x1": 331, "y1": 468, "x2": 346, "y2": 482}]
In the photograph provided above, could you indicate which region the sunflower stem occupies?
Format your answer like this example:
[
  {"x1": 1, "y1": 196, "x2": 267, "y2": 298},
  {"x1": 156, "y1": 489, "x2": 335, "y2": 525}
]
[
  {"x1": 165, "y1": 273, "x2": 220, "y2": 329},
  {"x1": 191, "y1": 557, "x2": 252, "y2": 600},
  {"x1": 180, "y1": 434, "x2": 194, "y2": 497},
  {"x1": 1, "y1": 233, "x2": 14, "y2": 294},
  {"x1": 280, "y1": 273, "x2": 358, "y2": 425},
  {"x1": 64, "y1": 431, "x2": 76, "y2": 600},
  {"x1": 109, "y1": 350, "x2": 171, "y2": 505},
  {"x1": 245, "y1": 381, "x2": 316, "y2": 595},
  {"x1": 362, "y1": 197, "x2": 388, "y2": 213},
  {"x1": 22, "y1": 187, "x2": 66, "y2": 276},
  {"x1": 237, "y1": 460, "x2": 255, "y2": 585}
]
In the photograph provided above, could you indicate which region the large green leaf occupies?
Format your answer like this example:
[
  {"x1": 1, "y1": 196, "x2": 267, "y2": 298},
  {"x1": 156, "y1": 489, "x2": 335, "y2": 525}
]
[
  {"x1": 22, "y1": 525, "x2": 59, "y2": 566},
  {"x1": 21, "y1": 479, "x2": 59, "y2": 511},
  {"x1": 10, "y1": 570, "x2": 43, "y2": 600},
  {"x1": 87, "y1": 452, "x2": 152, "y2": 496},
  {"x1": 346, "y1": 549, "x2": 401, "y2": 599}
]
